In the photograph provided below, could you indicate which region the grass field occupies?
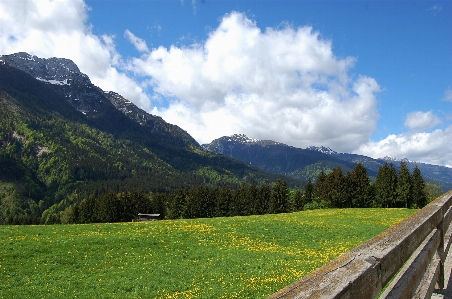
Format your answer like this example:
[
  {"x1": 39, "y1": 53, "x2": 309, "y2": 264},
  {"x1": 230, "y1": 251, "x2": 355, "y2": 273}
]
[{"x1": 0, "y1": 208, "x2": 417, "y2": 298}]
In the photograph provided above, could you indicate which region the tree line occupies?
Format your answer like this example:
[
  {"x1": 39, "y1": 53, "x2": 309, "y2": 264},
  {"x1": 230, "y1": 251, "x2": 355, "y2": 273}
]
[
  {"x1": 56, "y1": 161, "x2": 430, "y2": 224},
  {"x1": 306, "y1": 161, "x2": 428, "y2": 209}
]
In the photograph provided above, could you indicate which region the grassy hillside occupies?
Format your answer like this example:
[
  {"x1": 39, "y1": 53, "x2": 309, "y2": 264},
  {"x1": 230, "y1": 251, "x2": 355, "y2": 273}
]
[{"x1": 1, "y1": 208, "x2": 417, "y2": 298}]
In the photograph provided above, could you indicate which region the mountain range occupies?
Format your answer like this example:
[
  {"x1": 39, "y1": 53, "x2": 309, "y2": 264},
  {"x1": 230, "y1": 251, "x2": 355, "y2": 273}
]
[
  {"x1": 0, "y1": 52, "x2": 450, "y2": 223},
  {"x1": 0, "y1": 52, "x2": 295, "y2": 223},
  {"x1": 202, "y1": 134, "x2": 452, "y2": 191}
]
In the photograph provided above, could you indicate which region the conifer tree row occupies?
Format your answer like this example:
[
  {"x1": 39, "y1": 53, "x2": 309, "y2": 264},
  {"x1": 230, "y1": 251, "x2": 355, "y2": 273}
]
[{"x1": 59, "y1": 162, "x2": 431, "y2": 224}]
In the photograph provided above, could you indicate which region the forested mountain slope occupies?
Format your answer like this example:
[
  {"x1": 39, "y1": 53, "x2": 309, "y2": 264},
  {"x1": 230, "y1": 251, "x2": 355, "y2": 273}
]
[
  {"x1": 202, "y1": 134, "x2": 375, "y2": 181},
  {"x1": 203, "y1": 134, "x2": 452, "y2": 191},
  {"x1": 1, "y1": 52, "x2": 198, "y2": 149},
  {"x1": 0, "y1": 58, "x2": 296, "y2": 224}
]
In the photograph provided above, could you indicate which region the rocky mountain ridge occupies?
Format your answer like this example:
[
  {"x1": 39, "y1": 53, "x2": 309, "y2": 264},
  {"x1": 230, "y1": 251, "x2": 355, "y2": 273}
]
[
  {"x1": 104, "y1": 91, "x2": 199, "y2": 147},
  {"x1": 0, "y1": 52, "x2": 198, "y2": 148},
  {"x1": 0, "y1": 52, "x2": 102, "y2": 115}
]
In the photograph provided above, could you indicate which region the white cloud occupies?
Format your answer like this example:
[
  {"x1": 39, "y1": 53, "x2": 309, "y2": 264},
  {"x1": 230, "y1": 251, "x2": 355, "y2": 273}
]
[
  {"x1": 358, "y1": 109, "x2": 450, "y2": 166},
  {"x1": 428, "y1": 5, "x2": 443, "y2": 12},
  {"x1": 356, "y1": 126, "x2": 452, "y2": 167},
  {"x1": 0, "y1": 0, "x2": 150, "y2": 110},
  {"x1": 1, "y1": 3, "x2": 449, "y2": 167},
  {"x1": 128, "y1": 12, "x2": 379, "y2": 152},
  {"x1": 444, "y1": 87, "x2": 452, "y2": 102},
  {"x1": 125, "y1": 29, "x2": 150, "y2": 53},
  {"x1": 404, "y1": 111, "x2": 442, "y2": 131}
]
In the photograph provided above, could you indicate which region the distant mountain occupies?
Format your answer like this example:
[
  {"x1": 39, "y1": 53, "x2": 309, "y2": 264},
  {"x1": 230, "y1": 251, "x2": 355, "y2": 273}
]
[
  {"x1": 306, "y1": 146, "x2": 338, "y2": 155},
  {"x1": 203, "y1": 134, "x2": 452, "y2": 191},
  {"x1": 310, "y1": 149, "x2": 452, "y2": 192},
  {"x1": 202, "y1": 134, "x2": 364, "y2": 181},
  {"x1": 0, "y1": 53, "x2": 297, "y2": 224}
]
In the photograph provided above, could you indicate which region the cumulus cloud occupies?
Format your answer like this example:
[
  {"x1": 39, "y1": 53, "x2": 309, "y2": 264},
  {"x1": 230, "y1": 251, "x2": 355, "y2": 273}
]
[
  {"x1": 356, "y1": 126, "x2": 452, "y2": 167},
  {"x1": 125, "y1": 30, "x2": 150, "y2": 53},
  {"x1": 128, "y1": 12, "x2": 380, "y2": 152},
  {"x1": 1, "y1": 2, "x2": 449, "y2": 166},
  {"x1": 0, "y1": 0, "x2": 150, "y2": 110},
  {"x1": 404, "y1": 111, "x2": 442, "y2": 131},
  {"x1": 357, "y1": 110, "x2": 450, "y2": 166}
]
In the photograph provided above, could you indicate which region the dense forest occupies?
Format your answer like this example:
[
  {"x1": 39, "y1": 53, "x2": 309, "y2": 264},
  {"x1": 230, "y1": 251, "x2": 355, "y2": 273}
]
[
  {"x1": 51, "y1": 161, "x2": 434, "y2": 225},
  {"x1": 0, "y1": 63, "x2": 297, "y2": 225}
]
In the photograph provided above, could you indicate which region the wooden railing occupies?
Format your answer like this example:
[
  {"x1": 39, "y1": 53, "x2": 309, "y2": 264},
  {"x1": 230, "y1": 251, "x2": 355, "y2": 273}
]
[{"x1": 268, "y1": 190, "x2": 452, "y2": 299}]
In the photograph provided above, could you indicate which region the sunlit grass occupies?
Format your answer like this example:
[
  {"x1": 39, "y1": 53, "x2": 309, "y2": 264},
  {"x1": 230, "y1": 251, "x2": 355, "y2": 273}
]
[{"x1": 0, "y1": 208, "x2": 416, "y2": 298}]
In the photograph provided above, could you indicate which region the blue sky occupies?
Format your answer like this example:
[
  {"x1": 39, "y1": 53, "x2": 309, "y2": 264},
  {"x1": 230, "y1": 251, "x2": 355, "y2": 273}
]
[{"x1": 1, "y1": 0, "x2": 451, "y2": 166}]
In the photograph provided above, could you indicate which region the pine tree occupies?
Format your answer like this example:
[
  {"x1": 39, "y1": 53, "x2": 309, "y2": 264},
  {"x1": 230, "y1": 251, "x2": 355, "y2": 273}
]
[
  {"x1": 216, "y1": 186, "x2": 232, "y2": 217},
  {"x1": 293, "y1": 189, "x2": 305, "y2": 211},
  {"x1": 258, "y1": 183, "x2": 271, "y2": 214},
  {"x1": 304, "y1": 179, "x2": 314, "y2": 205},
  {"x1": 396, "y1": 162, "x2": 412, "y2": 208},
  {"x1": 324, "y1": 167, "x2": 344, "y2": 208},
  {"x1": 313, "y1": 171, "x2": 327, "y2": 203},
  {"x1": 373, "y1": 163, "x2": 398, "y2": 208},
  {"x1": 269, "y1": 180, "x2": 289, "y2": 214},
  {"x1": 150, "y1": 192, "x2": 166, "y2": 219},
  {"x1": 342, "y1": 172, "x2": 353, "y2": 208},
  {"x1": 231, "y1": 183, "x2": 248, "y2": 216},
  {"x1": 248, "y1": 182, "x2": 259, "y2": 215},
  {"x1": 412, "y1": 166, "x2": 428, "y2": 208},
  {"x1": 193, "y1": 185, "x2": 214, "y2": 218},
  {"x1": 166, "y1": 188, "x2": 185, "y2": 219},
  {"x1": 349, "y1": 163, "x2": 371, "y2": 208},
  {"x1": 182, "y1": 189, "x2": 196, "y2": 219}
]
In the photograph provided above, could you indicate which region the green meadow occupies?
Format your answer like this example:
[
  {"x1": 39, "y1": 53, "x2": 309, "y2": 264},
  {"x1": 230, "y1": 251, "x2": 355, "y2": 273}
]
[{"x1": 1, "y1": 209, "x2": 417, "y2": 299}]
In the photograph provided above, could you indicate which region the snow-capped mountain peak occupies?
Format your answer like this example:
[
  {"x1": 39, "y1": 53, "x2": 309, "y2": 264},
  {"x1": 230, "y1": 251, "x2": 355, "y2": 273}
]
[
  {"x1": 0, "y1": 52, "x2": 87, "y2": 82},
  {"x1": 201, "y1": 134, "x2": 284, "y2": 157},
  {"x1": 381, "y1": 156, "x2": 416, "y2": 164},
  {"x1": 223, "y1": 134, "x2": 282, "y2": 146},
  {"x1": 306, "y1": 146, "x2": 338, "y2": 155},
  {"x1": 0, "y1": 52, "x2": 110, "y2": 115},
  {"x1": 227, "y1": 134, "x2": 259, "y2": 144}
]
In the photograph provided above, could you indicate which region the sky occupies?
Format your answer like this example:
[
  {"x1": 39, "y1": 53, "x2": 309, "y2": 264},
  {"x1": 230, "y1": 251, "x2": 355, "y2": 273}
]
[{"x1": 1, "y1": 0, "x2": 451, "y2": 167}]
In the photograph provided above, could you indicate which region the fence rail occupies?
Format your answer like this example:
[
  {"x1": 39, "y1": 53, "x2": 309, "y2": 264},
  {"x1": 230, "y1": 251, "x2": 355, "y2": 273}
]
[{"x1": 267, "y1": 190, "x2": 452, "y2": 299}]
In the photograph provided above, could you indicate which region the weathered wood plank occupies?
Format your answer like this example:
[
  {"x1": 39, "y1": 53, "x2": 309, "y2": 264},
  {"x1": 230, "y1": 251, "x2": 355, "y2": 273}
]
[
  {"x1": 414, "y1": 253, "x2": 441, "y2": 299},
  {"x1": 443, "y1": 207, "x2": 452, "y2": 255},
  {"x1": 267, "y1": 191, "x2": 452, "y2": 299},
  {"x1": 379, "y1": 229, "x2": 441, "y2": 299}
]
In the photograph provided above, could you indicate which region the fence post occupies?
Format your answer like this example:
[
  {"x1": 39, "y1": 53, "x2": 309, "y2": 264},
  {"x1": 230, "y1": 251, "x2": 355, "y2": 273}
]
[{"x1": 437, "y1": 216, "x2": 445, "y2": 289}]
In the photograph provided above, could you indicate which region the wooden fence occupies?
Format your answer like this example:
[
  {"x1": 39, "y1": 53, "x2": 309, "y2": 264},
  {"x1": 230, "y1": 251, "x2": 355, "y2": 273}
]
[{"x1": 268, "y1": 190, "x2": 452, "y2": 299}]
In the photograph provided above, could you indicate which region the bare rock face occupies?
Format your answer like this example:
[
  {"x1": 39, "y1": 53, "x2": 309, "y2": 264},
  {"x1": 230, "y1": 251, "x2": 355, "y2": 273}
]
[
  {"x1": 0, "y1": 52, "x2": 108, "y2": 115},
  {"x1": 104, "y1": 91, "x2": 199, "y2": 147},
  {"x1": 0, "y1": 52, "x2": 85, "y2": 81}
]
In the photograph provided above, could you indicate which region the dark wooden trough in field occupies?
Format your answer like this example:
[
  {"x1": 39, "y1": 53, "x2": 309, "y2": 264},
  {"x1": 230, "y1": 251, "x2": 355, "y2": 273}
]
[{"x1": 138, "y1": 213, "x2": 161, "y2": 221}]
